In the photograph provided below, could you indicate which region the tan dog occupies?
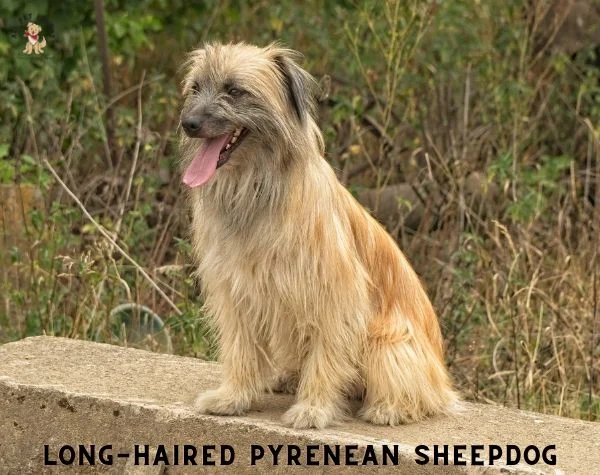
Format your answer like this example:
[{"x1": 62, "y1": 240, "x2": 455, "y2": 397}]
[
  {"x1": 23, "y1": 22, "x2": 46, "y2": 55},
  {"x1": 180, "y1": 42, "x2": 457, "y2": 429}
]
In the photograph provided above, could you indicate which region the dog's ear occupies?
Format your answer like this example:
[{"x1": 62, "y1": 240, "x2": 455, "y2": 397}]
[{"x1": 272, "y1": 50, "x2": 316, "y2": 124}]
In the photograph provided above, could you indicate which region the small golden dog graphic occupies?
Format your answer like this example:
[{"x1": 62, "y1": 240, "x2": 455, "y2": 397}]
[{"x1": 23, "y1": 22, "x2": 46, "y2": 55}]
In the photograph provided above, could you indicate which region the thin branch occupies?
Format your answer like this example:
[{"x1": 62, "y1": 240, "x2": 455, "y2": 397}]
[
  {"x1": 93, "y1": 0, "x2": 115, "y2": 161},
  {"x1": 590, "y1": 262, "x2": 597, "y2": 420},
  {"x1": 115, "y1": 70, "x2": 145, "y2": 235}
]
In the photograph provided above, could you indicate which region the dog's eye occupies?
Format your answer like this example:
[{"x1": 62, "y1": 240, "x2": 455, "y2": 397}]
[
  {"x1": 191, "y1": 82, "x2": 201, "y2": 94},
  {"x1": 227, "y1": 87, "x2": 244, "y2": 97}
]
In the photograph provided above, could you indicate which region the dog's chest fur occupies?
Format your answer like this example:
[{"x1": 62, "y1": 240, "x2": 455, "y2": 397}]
[{"x1": 189, "y1": 159, "x2": 370, "y2": 338}]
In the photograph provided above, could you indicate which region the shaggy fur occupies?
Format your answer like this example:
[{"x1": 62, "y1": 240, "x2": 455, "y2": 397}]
[{"x1": 179, "y1": 42, "x2": 457, "y2": 429}]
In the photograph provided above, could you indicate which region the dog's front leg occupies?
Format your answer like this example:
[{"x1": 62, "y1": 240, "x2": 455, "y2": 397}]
[
  {"x1": 282, "y1": 329, "x2": 357, "y2": 429},
  {"x1": 195, "y1": 311, "x2": 271, "y2": 416}
]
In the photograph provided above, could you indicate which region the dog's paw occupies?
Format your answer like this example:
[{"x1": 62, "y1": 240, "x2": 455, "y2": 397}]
[
  {"x1": 359, "y1": 402, "x2": 410, "y2": 426},
  {"x1": 282, "y1": 402, "x2": 337, "y2": 429},
  {"x1": 194, "y1": 388, "x2": 250, "y2": 416},
  {"x1": 271, "y1": 372, "x2": 299, "y2": 394}
]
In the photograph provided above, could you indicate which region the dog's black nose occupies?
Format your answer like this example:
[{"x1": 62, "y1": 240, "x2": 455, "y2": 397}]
[{"x1": 182, "y1": 116, "x2": 203, "y2": 137}]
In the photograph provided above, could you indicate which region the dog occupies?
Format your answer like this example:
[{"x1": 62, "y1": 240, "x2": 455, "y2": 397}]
[
  {"x1": 179, "y1": 42, "x2": 457, "y2": 429},
  {"x1": 23, "y1": 22, "x2": 46, "y2": 55}
]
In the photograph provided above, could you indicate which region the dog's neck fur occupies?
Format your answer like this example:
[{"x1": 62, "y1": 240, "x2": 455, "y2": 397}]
[{"x1": 190, "y1": 118, "x2": 325, "y2": 235}]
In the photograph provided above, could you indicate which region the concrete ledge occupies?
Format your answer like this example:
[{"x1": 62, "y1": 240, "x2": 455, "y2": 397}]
[{"x1": 0, "y1": 337, "x2": 597, "y2": 474}]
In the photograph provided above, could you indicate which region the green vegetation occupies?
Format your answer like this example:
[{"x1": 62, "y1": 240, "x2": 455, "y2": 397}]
[{"x1": 1, "y1": 0, "x2": 598, "y2": 420}]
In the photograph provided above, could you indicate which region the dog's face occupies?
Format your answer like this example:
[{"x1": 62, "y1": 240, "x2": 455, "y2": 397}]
[
  {"x1": 180, "y1": 42, "x2": 315, "y2": 188},
  {"x1": 27, "y1": 23, "x2": 41, "y2": 35}
]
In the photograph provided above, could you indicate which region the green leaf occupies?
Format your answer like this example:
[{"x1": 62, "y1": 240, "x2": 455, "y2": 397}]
[{"x1": 0, "y1": 144, "x2": 10, "y2": 159}]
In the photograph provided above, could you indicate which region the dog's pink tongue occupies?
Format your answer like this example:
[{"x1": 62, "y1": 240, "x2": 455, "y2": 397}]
[{"x1": 182, "y1": 135, "x2": 230, "y2": 188}]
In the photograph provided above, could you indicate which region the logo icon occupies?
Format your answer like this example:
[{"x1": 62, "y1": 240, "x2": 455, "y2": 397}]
[{"x1": 23, "y1": 22, "x2": 46, "y2": 55}]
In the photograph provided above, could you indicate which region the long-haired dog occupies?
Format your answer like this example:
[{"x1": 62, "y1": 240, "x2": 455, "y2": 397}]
[
  {"x1": 179, "y1": 42, "x2": 457, "y2": 429},
  {"x1": 23, "y1": 22, "x2": 46, "y2": 55}
]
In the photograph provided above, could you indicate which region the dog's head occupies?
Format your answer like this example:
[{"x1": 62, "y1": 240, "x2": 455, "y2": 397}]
[
  {"x1": 27, "y1": 23, "x2": 42, "y2": 35},
  {"x1": 179, "y1": 42, "x2": 317, "y2": 188}
]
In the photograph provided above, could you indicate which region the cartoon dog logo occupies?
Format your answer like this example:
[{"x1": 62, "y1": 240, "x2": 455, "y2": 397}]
[{"x1": 23, "y1": 22, "x2": 46, "y2": 55}]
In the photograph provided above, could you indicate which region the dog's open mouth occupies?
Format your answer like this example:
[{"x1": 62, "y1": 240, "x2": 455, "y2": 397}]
[
  {"x1": 182, "y1": 128, "x2": 249, "y2": 188},
  {"x1": 216, "y1": 128, "x2": 248, "y2": 168}
]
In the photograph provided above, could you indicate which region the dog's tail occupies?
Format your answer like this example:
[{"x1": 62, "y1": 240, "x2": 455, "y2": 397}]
[{"x1": 39, "y1": 37, "x2": 46, "y2": 48}]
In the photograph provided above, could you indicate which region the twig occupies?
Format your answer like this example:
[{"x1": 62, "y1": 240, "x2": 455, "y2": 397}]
[
  {"x1": 115, "y1": 71, "x2": 145, "y2": 235},
  {"x1": 93, "y1": 0, "x2": 115, "y2": 161},
  {"x1": 88, "y1": 71, "x2": 146, "y2": 328},
  {"x1": 590, "y1": 264, "x2": 597, "y2": 420},
  {"x1": 79, "y1": 32, "x2": 112, "y2": 172},
  {"x1": 103, "y1": 76, "x2": 160, "y2": 113},
  {"x1": 510, "y1": 305, "x2": 521, "y2": 409},
  {"x1": 588, "y1": 116, "x2": 600, "y2": 420}
]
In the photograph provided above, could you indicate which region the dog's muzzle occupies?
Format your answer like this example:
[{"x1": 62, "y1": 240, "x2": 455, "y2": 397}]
[{"x1": 181, "y1": 115, "x2": 204, "y2": 138}]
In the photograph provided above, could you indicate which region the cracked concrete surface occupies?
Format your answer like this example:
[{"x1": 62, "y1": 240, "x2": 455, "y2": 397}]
[{"x1": 0, "y1": 336, "x2": 598, "y2": 474}]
